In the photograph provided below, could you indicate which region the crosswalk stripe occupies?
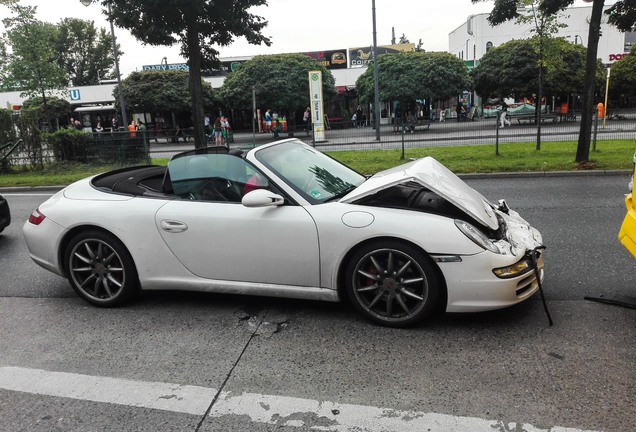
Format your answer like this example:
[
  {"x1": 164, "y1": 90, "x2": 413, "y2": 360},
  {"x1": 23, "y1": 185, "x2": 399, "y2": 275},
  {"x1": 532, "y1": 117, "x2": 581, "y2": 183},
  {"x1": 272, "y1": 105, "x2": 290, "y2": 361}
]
[{"x1": 0, "y1": 367, "x2": 598, "y2": 432}]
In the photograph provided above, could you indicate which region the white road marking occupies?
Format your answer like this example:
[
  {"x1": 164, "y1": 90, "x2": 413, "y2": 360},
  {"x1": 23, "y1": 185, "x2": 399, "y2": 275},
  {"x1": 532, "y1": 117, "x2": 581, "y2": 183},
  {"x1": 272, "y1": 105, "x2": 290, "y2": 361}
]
[
  {"x1": 0, "y1": 366, "x2": 599, "y2": 432},
  {"x1": 0, "y1": 366, "x2": 214, "y2": 415},
  {"x1": 1, "y1": 193, "x2": 54, "y2": 196}
]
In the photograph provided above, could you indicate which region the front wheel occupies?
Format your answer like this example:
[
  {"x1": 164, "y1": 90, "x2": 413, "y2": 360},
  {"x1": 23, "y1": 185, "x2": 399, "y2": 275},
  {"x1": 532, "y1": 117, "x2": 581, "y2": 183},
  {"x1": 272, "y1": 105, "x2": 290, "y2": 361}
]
[
  {"x1": 64, "y1": 230, "x2": 139, "y2": 307},
  {"x1": 345, "y1": 241, "x2": 440, "y2": 327}
]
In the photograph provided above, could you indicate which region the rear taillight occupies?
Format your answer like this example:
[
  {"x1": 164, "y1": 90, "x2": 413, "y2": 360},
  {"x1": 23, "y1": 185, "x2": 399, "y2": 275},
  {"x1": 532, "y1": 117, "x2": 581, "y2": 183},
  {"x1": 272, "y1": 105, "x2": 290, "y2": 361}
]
[{"x1": 28, "y1": 208, "x2": 46, "y2": 225}]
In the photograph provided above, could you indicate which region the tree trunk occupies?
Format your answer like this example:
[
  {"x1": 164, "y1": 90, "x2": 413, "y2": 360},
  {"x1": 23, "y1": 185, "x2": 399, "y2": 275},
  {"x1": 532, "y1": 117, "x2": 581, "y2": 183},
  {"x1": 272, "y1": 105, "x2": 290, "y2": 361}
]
[
  {"x1": 186, "y1": 27, "x2": 206, "y2": 148},
  {"x1": 576, "y1": 0, "x2": 605, "y2": 163}
]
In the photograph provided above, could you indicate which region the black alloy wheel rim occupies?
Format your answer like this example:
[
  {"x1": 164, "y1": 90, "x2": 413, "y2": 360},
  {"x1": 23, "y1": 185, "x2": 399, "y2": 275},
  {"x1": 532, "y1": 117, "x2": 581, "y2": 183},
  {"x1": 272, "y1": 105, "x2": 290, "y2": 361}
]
[
  {"x1": 352, "y1": 248, "x2": 429, "y2": 323},
  {"x1": 69, "y1": 239, "x2": 125, "y2": 301}
]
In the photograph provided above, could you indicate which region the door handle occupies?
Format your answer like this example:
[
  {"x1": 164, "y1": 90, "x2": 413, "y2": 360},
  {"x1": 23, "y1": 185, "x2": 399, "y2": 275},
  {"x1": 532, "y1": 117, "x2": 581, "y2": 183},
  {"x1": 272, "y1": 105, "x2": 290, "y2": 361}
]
[{"x1": 160, "y1": 219, "x2": 188, "y2": 233}]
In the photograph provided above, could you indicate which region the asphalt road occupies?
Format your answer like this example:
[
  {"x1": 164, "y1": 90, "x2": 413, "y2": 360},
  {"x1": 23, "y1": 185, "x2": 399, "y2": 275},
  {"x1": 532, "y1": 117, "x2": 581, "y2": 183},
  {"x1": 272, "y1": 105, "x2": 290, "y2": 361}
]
[{"x1": 0, "y1": 174, "x2": 634, "y2": 432}]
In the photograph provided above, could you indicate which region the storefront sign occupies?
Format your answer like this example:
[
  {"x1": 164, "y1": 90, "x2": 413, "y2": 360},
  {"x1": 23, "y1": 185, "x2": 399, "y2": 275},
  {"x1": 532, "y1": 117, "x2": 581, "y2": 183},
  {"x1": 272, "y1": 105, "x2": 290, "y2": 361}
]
[
  {"x1": 142, "y1": 63, "x2": 189, "y2": 71},
  {"x1": 204, "y1": 60, "x2": 247, "y2": 76},
  {"x1": 308, "y1": 70, "x2": 325, "y2": 141},
  {"x1": 609, "y1": 53, "x2": 629, "y2": 62},
  {"x1": 348, "y1": 43, "x2": 415, "y2": 68},
  {"x1": 301, "y1": 49, "x2": 348, "y2": 69}
]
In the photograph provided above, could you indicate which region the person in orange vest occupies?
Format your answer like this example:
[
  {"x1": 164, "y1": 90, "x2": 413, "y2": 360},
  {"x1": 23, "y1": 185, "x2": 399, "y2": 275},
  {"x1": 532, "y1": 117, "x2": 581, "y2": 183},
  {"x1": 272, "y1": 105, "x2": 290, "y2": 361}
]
[
  {"x1": 597, "y1": 102, "x2": 605, "y2": 118},
  {"x1": 127, "y1": 120, "x2": 137, "y2": 138}
]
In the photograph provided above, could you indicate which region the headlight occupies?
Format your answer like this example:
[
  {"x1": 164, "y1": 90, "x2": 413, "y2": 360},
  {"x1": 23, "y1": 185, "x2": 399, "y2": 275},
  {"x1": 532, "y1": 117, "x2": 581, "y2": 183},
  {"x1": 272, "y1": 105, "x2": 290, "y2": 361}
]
[
  {"x1": 493, "y1": 259, "x2": 532, "y2": 278},
  {"x1": 454, "y1": 219, "x2": 500, "y2": 254}
]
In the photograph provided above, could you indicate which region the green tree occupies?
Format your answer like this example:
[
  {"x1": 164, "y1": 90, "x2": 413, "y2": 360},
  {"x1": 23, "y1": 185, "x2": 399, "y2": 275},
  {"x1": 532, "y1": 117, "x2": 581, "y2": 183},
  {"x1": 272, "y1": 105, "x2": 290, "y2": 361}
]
[
  {"x1": 355, "y1": 52, "x2": 471, "y2": 107},
  {"x1": 608, "y1": 45, "x2": 636, "y2": 100},
  {"x1": 472, "y1": 38, "x2": 600, "y2": 100},
  {"x1": 22, "y1": 96, "x2": 71, "y2": 129},
  {"x1": 220, "y1": 54, "x2": 336, "y2": 125},
  {"x1": 116, "y1": 71, "x2": 218, "y2": 121},
  {"x1": 107, "y1": 0, "x2": 271, "y2": 148},
  {"x1": 55, "y1": 18, "x2": 116, "y2": 86},
  {"x1": 0, "y1": 1, "x2": 68, "y2": 129},
  {"x1": 475, "y1": 0, "x2": 636, "y2": 162},
  {"x1": 518, "y1": 1, "x2": 565, "y2": 149}
]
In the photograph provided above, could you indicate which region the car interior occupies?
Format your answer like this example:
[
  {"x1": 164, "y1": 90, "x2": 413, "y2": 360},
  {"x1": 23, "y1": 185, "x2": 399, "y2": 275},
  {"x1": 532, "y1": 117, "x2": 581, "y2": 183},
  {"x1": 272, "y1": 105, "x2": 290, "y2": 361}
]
[{"x1": 91, "y1": 146, "x2": 269, "y2": 202}]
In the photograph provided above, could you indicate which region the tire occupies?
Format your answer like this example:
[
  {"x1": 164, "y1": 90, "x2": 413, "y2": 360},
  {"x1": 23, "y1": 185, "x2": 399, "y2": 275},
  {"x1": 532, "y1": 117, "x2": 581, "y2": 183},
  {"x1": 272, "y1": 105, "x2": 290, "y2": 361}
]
[
  {"x1": 345, "y1": 241, "x2": 440, "y2": 327},
  {"x1": 64, "y1": 230, "x2": 139, "y2": 307}
]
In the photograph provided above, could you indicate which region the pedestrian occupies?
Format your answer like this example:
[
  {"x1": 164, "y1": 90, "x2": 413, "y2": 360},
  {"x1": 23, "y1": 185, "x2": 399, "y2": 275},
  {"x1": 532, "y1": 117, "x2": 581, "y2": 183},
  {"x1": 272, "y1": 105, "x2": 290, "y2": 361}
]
[
  {"x1": 500, "y1": 101, "x2": 511, "y2": 128},
  {"x1": 213, "y1": 117, "x2": 223, "y2": 145},
  {"x1": 406, "y1": 111, "x2": 416, "y2": 133},
  {"x1": 204, "y1": 114, "x2": 210, "y2": 135},
  {"x1": 356, "y1": 105, "x2": 363, "y2": 127},
  {"x1": 154, "y1": 113, "x2": 163, "y2": 142},
  {"x1": 128, "y1": 120, "x2": 136, "y2": 138},
  {"x1": 221, "y1": 116, "x2": 230, "y2": 144},
  {"x1": 265, "y1": 109, "x2": 272, "y2": 133},
  {"x1": 456, "y1": 101, "x2": 465, "y2": 122},
  {"x1": 272, "y1": 119, "x2": 280, "y2": 139},
  {"x1": 303, "y1": 107, "x2": 310, "y2": 131},
  {"x1": 74, "y1": 119, "x2": 82, "y2": 130},
  {"x1": 111, "y1": 115, "x2": 118, "y2": 131},
  {"x1": 95, "y1": 121, "x2": 104, "y2": 134},
  {"x1": 138, "y1": 120, "x2": 146, "y2": 132},
  {"x1": 392, "y1": 103, "x2": 401, "y2": 133}
]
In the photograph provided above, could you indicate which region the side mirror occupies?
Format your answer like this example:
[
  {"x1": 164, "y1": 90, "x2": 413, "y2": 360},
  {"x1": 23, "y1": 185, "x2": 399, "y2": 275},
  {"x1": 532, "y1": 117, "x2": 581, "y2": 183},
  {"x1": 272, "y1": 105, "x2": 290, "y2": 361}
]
[{"x1": 242, "y1": 189, "x2": 284, "y2": 208}]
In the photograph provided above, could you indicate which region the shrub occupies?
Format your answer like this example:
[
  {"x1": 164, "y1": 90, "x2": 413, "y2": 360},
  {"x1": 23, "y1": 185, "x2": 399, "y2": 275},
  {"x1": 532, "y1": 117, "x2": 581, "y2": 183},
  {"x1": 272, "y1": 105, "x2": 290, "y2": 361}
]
[{"x1": 43, "y1": 127, "x2": 91, "y2": 162}]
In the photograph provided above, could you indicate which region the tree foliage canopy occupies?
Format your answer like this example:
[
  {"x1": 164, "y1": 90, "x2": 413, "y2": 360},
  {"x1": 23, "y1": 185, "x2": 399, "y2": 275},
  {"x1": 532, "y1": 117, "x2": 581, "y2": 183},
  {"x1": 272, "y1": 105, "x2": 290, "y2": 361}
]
[
  {"x1": 608, "y1": 45, "x2": 636, "y2": 97},
  {"x1": 55, "y1": 18, "x2": 116, "y2": 86},
  {"x1": 22, "y1": 95, "x2": 71, "y2": 124},
  {"x1": 116, "y1": 71, "x2": 218, "y2": 115},
  {"x1": 355, "y1": 52, "x2": 471, "y2": 104},
  {"x1": 472, "y1": 37, "x2": 602, "y2": 99},
  {"x1": 0, "y1": 1, "x2": 67, "y2": 97},
  {"x1": 220, "y1": 54, "x2": 336, "y2": 114},
  {"x1": 105, "y1": 0, "x2": 271, "y2": 147}
]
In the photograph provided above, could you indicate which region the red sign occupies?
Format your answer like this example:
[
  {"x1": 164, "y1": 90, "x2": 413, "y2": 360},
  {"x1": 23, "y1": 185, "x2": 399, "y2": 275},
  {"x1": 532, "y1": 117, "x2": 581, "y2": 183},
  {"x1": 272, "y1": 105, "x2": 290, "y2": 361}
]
[{"x1": 609, "y1": 53, "x2": 629, "y2": 61}]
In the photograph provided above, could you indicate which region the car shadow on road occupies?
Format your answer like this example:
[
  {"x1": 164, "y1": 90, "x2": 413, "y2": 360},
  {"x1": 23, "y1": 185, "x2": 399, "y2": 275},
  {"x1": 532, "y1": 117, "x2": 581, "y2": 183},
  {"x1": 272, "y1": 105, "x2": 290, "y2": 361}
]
[{"x1": 136, "y1": 290, "x2": 546, "y2": 331}]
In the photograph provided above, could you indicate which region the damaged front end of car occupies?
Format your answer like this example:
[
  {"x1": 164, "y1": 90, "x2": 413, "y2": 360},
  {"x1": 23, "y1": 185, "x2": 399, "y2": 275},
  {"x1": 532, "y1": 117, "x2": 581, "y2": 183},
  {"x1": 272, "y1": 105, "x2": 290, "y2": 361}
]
[{"x1": 340, "y1": 157, "x2": 546, "y2": 311}]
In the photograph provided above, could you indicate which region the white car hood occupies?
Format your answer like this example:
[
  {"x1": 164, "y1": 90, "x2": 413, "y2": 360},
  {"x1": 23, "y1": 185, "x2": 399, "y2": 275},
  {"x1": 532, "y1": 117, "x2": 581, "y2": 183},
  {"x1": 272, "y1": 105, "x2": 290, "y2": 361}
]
[{"x1": 340, "y1": 157, "x2": 499, "y2": 230}]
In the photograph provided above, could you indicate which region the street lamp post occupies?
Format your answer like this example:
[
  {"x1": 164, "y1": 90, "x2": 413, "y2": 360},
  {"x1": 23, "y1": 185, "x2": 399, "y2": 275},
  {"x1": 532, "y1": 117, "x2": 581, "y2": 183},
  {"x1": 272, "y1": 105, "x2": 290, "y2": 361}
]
[
  {"x1": 80, "y1": 0, "x2": 127, "y2": 129},
  {"x1": 372, "y1": 0, "x2": 380, "y2": 141}
]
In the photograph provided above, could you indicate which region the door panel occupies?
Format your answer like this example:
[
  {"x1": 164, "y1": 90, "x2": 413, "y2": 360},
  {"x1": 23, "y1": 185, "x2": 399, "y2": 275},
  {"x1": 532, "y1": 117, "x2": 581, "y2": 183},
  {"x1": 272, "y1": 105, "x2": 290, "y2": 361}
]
[{"x1": 155, "y1": 201, "x2": 320, "y2": 287}]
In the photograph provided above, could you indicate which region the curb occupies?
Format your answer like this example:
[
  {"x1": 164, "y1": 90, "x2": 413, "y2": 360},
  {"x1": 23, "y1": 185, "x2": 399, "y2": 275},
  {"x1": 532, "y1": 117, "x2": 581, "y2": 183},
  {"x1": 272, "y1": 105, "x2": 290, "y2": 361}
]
[
  {"x1": 458, "y1": 169, "x2": 632, "y2": 179},
  {"x1": 0, "y1": 170, "x2": 631, "y2": 194}
]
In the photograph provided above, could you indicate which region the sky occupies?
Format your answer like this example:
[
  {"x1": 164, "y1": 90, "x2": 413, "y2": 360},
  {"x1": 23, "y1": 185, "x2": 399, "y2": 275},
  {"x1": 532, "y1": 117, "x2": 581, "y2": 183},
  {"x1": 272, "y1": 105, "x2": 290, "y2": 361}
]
[{"x1": 4, "y1": 0, "x2": 595, "y2": 77}]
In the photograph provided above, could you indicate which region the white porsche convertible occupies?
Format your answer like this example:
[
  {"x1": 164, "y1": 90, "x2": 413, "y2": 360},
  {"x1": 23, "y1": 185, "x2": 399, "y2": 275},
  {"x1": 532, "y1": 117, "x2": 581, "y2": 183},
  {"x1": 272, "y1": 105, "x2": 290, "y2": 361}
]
[{"x1": 24, "y1": 139, "x2": 545, "y2": 327}]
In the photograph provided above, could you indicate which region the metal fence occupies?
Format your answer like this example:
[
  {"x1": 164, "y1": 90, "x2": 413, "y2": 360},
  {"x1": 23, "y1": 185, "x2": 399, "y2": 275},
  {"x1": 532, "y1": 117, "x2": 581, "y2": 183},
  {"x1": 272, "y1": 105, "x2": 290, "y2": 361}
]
[{"x1": 3, "y1": 111, "x2": 636, "y2": 167}]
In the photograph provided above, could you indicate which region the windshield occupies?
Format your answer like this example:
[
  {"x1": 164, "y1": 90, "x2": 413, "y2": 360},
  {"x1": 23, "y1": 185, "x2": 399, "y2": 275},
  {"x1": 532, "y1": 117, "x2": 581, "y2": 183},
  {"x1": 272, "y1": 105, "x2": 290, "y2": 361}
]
[{"x1": 255, "y1": 140, "x2": 365, "y2": 204}]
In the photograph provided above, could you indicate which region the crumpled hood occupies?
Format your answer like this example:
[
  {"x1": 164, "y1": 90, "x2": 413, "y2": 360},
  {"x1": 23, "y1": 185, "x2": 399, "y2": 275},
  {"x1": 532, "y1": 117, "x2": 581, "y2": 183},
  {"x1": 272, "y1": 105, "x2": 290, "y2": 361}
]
[{"x1": 340, "y1": 157, "x2": 499, "y2": 230}]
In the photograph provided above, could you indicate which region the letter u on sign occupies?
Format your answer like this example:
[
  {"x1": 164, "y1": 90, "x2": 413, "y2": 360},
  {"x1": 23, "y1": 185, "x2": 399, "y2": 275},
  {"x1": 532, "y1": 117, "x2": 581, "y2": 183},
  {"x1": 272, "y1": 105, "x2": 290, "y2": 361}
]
[{"x1": 69, "y1": 89, "x2": 81, "y2": 101}]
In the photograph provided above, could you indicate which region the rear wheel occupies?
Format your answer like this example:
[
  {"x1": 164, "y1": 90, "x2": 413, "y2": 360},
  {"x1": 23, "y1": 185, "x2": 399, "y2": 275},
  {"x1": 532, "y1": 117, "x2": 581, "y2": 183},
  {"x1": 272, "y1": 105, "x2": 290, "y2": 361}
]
[
  {"x1": 345, "y1": 241, "x2": 440, "y2": 327},
  {"x1": 64, "y1": 230, "x2": 139, "y2": 307}
]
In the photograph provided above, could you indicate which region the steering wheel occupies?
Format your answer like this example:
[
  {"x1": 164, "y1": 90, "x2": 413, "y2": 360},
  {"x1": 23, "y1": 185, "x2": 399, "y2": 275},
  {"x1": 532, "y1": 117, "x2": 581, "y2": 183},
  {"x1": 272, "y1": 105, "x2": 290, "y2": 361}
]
[{"x1": 189, "y1": 178, "x2": 227, "y2": 201}]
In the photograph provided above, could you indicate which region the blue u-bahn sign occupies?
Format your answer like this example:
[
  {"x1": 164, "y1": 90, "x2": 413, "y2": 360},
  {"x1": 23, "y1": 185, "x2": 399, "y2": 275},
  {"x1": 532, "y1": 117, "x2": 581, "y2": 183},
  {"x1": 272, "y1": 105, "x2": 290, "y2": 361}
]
[{"x1": 69, "y1": 89, "x2": 81, "y2": 101}]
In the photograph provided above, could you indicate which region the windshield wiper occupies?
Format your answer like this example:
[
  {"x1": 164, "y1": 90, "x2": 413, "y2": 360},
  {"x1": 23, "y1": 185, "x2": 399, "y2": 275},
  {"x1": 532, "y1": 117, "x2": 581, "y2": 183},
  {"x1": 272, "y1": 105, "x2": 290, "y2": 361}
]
[{"x1": 326, "y1": 185, "x2": 357, "y2": 202}]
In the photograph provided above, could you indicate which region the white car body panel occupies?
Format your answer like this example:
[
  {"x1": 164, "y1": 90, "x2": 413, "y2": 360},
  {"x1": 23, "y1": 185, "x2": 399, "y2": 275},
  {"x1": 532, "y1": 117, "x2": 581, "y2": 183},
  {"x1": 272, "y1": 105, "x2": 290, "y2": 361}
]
[{"x1": 155, "y1": 200, "x2": 320, "y2": 287}]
